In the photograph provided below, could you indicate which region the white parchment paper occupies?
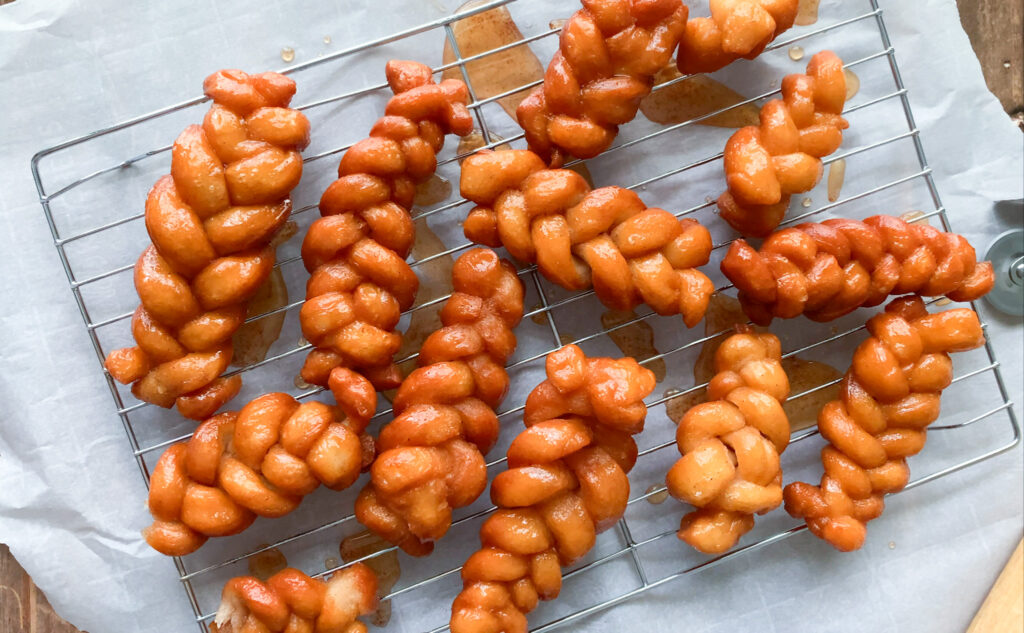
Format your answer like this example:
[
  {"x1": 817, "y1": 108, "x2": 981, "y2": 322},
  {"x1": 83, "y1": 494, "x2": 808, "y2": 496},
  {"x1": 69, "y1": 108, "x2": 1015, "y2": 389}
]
[{"x1": 1, "y1": 1, "x2": 1021, "y2": 632}]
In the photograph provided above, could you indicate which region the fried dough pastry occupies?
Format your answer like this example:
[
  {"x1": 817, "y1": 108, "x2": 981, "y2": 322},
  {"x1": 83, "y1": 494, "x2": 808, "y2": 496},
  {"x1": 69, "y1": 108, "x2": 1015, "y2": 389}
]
[
  {"x1": 718, "y1": 51, "x2": 848, "y2": 237},
  {"x1": 213, "y1": 564, "x2": 378, "y2": 633},
  {"x1": 517, "y1": 0, "x2": 689, "y2": 165},
  {"x1": 462, "y1": 149, "x2": 714, "y2": 326},
  {"x1": 720, "y1": 215, "x2": 996, "y2": 325},
  {"x1": 784, "y1": 297, "x2": 986, "y2": 551},
  {"x1": 355, "y1": 248, "x2": 524, "y2": 556},
  {"x1": 104, "y1": 70, "x2": 310, "y2": 419},
  {"x1": 143, "y1": 372, "x2": 375, "y2": 556},
  {"x1": 300, "y1": 60, "x2": 473, "y2": 390},
  {"x1": 449, "y1": 344, "x2": 656, "y2": 633},
  {"x1": 666, "y1": 327, "x2": 790, "y2": 553},
  {"x1": 677, "y1": 0, "x2": 799, "y2": 74}
]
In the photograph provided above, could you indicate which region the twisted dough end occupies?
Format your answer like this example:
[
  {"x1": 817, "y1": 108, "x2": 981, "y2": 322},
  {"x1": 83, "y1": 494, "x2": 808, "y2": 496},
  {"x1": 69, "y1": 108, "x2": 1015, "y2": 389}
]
[
  {"x1": 677, "y1": 0, "x2": 799, "y2": 75},
  {"x1": 299, "y1": 60, "x2": 473, "y2": 391},
  {"x1": 213, "y1": 564, "x2": 378, "y2": 633},
  {"x1": 666, "y1": 327, "x2": 791, "y2": 553},
  {"x1": 720, "y1": 215, "x2": 996, "y2": 325},
  {"x1": 461, "y1": 148, "x2": 714, "y2": 326},
  {"x1": 144, "y1": 372, "x2": 376, "y2": 556},
  {"x1": 718, "y1": 50, "x2": 848, "y2": 237},
  {"x1": 783, "y1": 296, "x2": 985, "y2": 551},
  {"x1": 450, "y1": 345, "x2": 655, "y2": 633},
  {"x1": 515, "y1": 0, "x2": 689, "y2": 166},
  {"x1": 105, "y1": 68, "x2": 310, "y2": 418},
  {"x1": 355, "y1": 248, "x2": 525, "y2": 556}
]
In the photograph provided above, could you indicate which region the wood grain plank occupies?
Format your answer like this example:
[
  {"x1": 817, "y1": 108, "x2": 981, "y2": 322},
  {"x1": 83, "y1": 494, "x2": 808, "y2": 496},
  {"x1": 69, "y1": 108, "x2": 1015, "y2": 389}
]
[
  {"x1": 968, "y1": 539, "x2": 1024, "y2": 633},
  {"x1": 955, "y1": 0, "x2": 1024, "y2": 114},
  {"x1": 0, "y1": 545, "x2": 84, "y2": 633}
]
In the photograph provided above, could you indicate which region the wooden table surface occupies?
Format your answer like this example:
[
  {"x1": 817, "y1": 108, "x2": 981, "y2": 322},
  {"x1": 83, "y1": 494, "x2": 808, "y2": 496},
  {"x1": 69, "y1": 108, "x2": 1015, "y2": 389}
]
[{"x1": 1, "y1": 1, "x2": 1021, "y2": 631}]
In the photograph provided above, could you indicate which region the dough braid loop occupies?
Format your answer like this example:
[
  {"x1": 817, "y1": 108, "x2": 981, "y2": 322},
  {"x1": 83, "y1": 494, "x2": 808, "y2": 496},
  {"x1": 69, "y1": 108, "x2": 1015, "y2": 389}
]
[
  {"x1": 517, "y1": 0, "x2": 689, "y2": 165},
  {"x1": 104, "y1": 69, "x2": 310, "y2": 419},
  {"x1": 144, "y1": 370, "x2": 376, "y2": 556},
  {"x1": 355, "y1": 248, "x2": 525, "y2": 556},
  {"x1": 720, "y1": 214, "x2": 996, "y2": 325},
  {"x1": 300, "y1": 60, "x2": 474, "y2": 390},
  {"x1": 667, "y1": 328, "x2": 791, "y2": 553},
  {"x1": 783, "y1": 296, "x2": 986, "y2": 551},
  {"x1": 450, "y1": 344, "x2": 656, "y2": 633},
  {"x1": 717, "y1": 51, "x2": 848, "y2": 237},
  {"x1": 462, "y1": 149, "x2": 714, "y2": 327},
  {"x1": 213, "y1": 564, "x2": 378, "y2": 633}
]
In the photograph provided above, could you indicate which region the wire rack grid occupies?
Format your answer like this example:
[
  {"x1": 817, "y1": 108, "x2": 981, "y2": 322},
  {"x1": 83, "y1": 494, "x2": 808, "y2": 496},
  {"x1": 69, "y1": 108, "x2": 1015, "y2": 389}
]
[{"x1": 30, "y1": 0, "x2": 1021, "y2": 631}]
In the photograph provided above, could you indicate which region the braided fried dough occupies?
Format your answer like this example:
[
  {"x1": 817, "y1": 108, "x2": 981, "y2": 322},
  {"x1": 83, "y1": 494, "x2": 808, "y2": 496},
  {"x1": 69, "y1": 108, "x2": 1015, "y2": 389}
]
[
  {"x1": 449, "y1": 345, "x2": 655, "y2": 633},
  {"x1": 462, "y1": 149, "x2": 714, "y2": 327},
  {"x1": 300, "y1": 61, "x2": 473, "y2": 390},
  {"x1": 213, "y1": 564, "x2": 377, "y2": 633},
  {"x1": 355, "y1": 248, "x2": 524, "y2": 556},
  {"x1": 677, "y1": 0, "x2": 798, "y2": 74},
  {"x1": 717, "y1": 51, "x2": 848, "y2": 237},
  {"x1": 720, "y1": 215, "x2": 996, "y2": 325},
  {"x1": 104, "y1": 70, "x2": 309, "y2": 419},
  {"x1": 143, "y1": 370, "x2": 375, "y2": 556},
  {"x1": 783, "y1": 296, "x2": 986, "y2": 551},
  {"x1": 517, "y1": 0, "x2": 689, "y2": 166},
  {"x1": 666, "y1": 327, "x2": 790, "y2": 553}
]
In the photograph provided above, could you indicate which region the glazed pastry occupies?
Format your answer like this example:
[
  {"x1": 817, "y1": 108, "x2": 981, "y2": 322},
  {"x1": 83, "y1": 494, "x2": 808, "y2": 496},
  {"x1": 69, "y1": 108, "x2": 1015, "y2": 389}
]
[
  {"x1": 784, "y1": 296, "x2": 986, "y2": 551},
  {"x1": 356, "y1": 248, "x2": 524, "y2": 556},
  {"x1": 517, "y1": 0, "x2": 689, "y2": 166},
  {"x1": 104, "y1": 70, "x2": 309, "y2": 419},
  {"x1": 720, "y1": 215, "x2": 996, "y2": 325},
  {"x1": 300, "y1": 60, "x2": 473, "y2": 390},
  {"x1": 462, "y1": 149, "x2": 714, "y2": 327},
  {"x1": 449, "y1": 344, "x2": 655, "y2": 633},
  {"x1": 143, "y1": 370, "x2": 374, "y2": 556},
  {"x1": 213, "y1": 564, "x2": 377, "y2": 633},
  {"x1": 666, "y1": 327, "x2": 790, "y2": 553},
  {"x1": 718, "y1": 51, "x2": 848, "y2": 237},
  {"x1": 677, "y1": 0, "x2": 799, "y2": 74}
]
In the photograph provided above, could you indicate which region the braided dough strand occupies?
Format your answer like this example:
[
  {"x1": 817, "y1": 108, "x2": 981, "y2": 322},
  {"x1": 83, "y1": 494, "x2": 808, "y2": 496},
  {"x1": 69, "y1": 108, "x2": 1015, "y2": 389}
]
[
  {"x1": 718, "y1": 51, "x2": 848, "y2": 237},
  {"x1": 143, "y1": 370, "x2": 376, "y2": 556},
  {"x1": 104, "y1": 70, "x2": 310, "y2": 419},
  {"x1": 213, "y1": 564, "x2": 377, "y2": 633},
  {"x1": 355, "y1": 248, "x2": 524, "y2": 556},
  {"x1": 784, "y1": 296, "x2": 986, "y2": 551},
  {"x1": 450, "y1": 344, "x2": 656, "y2": 633},
  {"x1": 300, "y1": 60, "x2": 473, "y2": 390},
  {"x1": 666, "y1": 327, "x2": 790, "y2": 553},
  {"x1": 462, "y1": 149, "x2": 714, "y2": 327},
  {"x1": 517, "y1": 0, "x2": 689, "y2": 166},
  {"x1": 677, "y1": 0, "x2": 799, "y2": 74},
  {"x1": 720, "y1": 215, "x2": 996, "y2": 325}
]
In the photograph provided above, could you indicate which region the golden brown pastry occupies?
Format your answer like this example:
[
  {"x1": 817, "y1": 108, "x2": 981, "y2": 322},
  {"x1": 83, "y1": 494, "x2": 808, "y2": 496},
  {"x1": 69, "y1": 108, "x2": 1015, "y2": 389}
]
[
  {"x1": 449, "y1": 344, "x2": 656, "y2": 633},
  {"x1": 104, "y1": 70, "x2": 309, "y2": 419},
  {"x1": 720, "y1": 215, "x2": 996, "y2": 325},
  {"x1": 677, "y1": 0, "x2": 799, "y2": 74},
  {"x1": 784, "y1": 296, "x2": 986, "y2": 551},
  {"x1": 666, "y1": 327, "x2": 790, "y2": 553},
  {"x1": 212, "y1": 564, "x2": 377, "y2": 633},
  {"x1": 143, "y1": 369, "x2": 374, "y2": 556},
  {"x1": 517, "y1": 0, "x2": 689, "y2": 166},
  {"x1": 355, "y1": 248, "x2": 524, "y2": 556},
  {"x1": 718, "y1": 51, "x2": 848, "y2": 237},
  {"x1": 300, "y1": 60, "x2": 473, "y2": 390},
  {"x1": 462, "y1": 149, "x2": 714, "y2": 327}
]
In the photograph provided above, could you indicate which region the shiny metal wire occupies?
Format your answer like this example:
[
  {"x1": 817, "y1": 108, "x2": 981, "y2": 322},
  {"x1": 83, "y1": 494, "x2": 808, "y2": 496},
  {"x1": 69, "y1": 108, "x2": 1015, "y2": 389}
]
[{"x1": 30, "y1": 1, "x2": 1020, "y2": 631}]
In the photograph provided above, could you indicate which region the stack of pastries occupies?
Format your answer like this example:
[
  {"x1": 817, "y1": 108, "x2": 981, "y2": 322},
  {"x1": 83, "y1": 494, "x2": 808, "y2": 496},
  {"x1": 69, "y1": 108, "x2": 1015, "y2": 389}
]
[{"x1": 95, "y1": 0, "x2": 998, "y2": 629}]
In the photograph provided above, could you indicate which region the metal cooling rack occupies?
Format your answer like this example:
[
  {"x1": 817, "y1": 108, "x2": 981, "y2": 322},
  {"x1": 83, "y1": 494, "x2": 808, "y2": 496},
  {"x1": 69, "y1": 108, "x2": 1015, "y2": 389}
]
[{"x1": 30, "y1": 1, "x2": 1021, "y2": 631}]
